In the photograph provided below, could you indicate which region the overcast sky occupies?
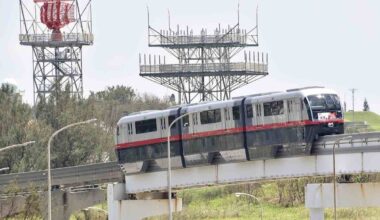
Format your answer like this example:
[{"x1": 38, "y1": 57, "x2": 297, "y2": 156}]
[{"x1": 0, "y1": 0, "x2": 379, "y2": 114}]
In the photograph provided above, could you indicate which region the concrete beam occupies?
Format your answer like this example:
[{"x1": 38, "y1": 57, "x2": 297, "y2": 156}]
[
  {"x1": 108, "y1": 183, "x2": 182, "y2": 220},
  {"x1": 0, "y1": 188, "x2": 106, "y2": 220},
  {"x1": 305, "y1": 183, "x2": 380, "y2": 220}
]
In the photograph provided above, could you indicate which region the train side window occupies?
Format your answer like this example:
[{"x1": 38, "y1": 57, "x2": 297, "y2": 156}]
[
  {"x1": 215, "y1": 109, "x2": 221, "y2": 122},
  {"x1": 200, "y1": 109, "x2": 222, "y2": 124},
  {"x1": 135, "y1": 119, "x2": 157, "y2": 134},
  {"x1": 116, "y1": 126, "x2": 120, "y2": 136},
  {"x1": 232, "y1": 106, "x2": 240, "y2": 120},
  {"x1": 246, "y1": 104, "x2": 253, "y2": 118},
  {"x1": 264, "y1": 100, "x2": 284, "y2": 116}
]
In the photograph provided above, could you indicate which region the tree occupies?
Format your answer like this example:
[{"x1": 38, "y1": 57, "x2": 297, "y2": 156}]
[
  {"x1": 363, "y1": 98, "x2": 370, "y2": 112},
  {"x1": 0, "y1": 83, "x2": 34, "y2": 172}
]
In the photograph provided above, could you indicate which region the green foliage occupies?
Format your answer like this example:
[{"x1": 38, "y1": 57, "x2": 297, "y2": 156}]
[
  {"x1": 0, "y1": 83, "x2": 169, "y2": 172},
  {"x1": 0, "y1": 84, "x2": 34, "y2": 172},
  {"x1": 146, "y1": 177, "x2": 380, "y2": 220},
  {"x1": 345, "y1": 111, "x2": 380, "y2": 131}
]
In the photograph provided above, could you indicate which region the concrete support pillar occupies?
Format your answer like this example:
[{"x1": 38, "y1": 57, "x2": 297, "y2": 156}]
[
  {"x1": 305, "y1": 183, "x2": 380, "y2": 220},
  {"x1": 49, "y1": 188, "x2": 106, "y2": 220},
  {"x1": 108, "y1": 183, "x2": 182, "y2": 220},
  {"x1": 309, "y1": 208, "x2": 324, "y2": 220}
]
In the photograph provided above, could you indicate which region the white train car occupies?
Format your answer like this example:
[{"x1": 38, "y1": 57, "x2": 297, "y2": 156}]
[{"x1": 116, "y1": 87, "x2": 344, "y2": 174}]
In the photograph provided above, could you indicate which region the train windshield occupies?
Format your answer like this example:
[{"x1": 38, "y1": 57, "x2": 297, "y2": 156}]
[{"x1": 307, "y1": 94, "x2": 342, "y2": 120}]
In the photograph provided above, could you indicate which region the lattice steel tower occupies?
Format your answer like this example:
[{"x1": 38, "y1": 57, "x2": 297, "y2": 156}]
[
  {"x1": 19, "y1": 0, "x2": 93, "y2": 104},
  {"x1": 140, "y1": 7, "x2": 268, "y2": 104}
]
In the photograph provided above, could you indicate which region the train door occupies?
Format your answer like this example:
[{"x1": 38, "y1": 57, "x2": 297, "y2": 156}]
[
  {"x1": 287, "y1": 98, "x2": 301, "y2": 122},
  {"x1": 190, "y1": 112, "x2": 198, "y2": 134},
  {"x1": 287, "y1": 99, "x2": 293, "y2": 122},
  {"x1": 223, "y1": 107, "x2": 231, "y2": 129},
  {"x1": 182, "y1": 114, "x2": 189, "y2": 133},
  {"x1": 159, "y1": 116, "x2": 167, "y2": 139},
  {"x1": 255, "y1": 102, "x2": 264, "y2": 126}
]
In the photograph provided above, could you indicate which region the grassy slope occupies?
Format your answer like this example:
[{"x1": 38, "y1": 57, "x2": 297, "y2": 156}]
[
  {"x1": 149, "y1": 183, "x2": 380, "y2": 220},
  {"x1": 344, "y1": 111, "x2": 380, "y2": 131}
]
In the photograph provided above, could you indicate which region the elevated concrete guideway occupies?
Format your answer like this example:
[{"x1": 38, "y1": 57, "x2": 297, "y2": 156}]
[{"x1": 124, "y1": 132, "x2": 380, "y2": 193}]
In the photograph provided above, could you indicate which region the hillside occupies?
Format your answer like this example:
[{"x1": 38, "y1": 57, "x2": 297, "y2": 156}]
[{"x1": 344, "y1": 111, "x2": 380, "y2": 131}]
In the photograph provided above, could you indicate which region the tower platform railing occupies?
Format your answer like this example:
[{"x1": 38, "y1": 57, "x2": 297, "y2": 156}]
[
  {"x1": 140, "y1": 62, "x2": 268, "y2": 75},
  {"x1": 149, "y1": 32, "x2": 258, "y2": 47},
  {"x1": 19, "y1": 33, "x2": 94, "y2": 46}
]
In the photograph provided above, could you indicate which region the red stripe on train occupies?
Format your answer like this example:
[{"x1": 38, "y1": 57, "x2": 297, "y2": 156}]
[{"x1": 115, "y1": 119, "x2": 344, "y2": 150}]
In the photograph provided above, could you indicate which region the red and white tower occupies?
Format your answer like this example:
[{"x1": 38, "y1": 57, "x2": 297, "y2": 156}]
[{"x1": 19, "y1": 0, "x2": 93, "y2": 104}]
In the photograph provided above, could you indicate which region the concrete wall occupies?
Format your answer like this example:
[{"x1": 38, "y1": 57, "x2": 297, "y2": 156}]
[
  {"x1": 305, "y1": 183, "x2": 380, "y2": 220},
  {"x1": 0, "y1": 188, "x2": 106, "y2": 220}
]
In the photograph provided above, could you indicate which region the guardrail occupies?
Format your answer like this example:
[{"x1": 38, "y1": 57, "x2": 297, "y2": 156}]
[
  {"x1": 313, "y1": 132, "x2": 380, "y2": 149},
  {"x1": 0, "y1": 162, "x2": 122, "y2": 192}
]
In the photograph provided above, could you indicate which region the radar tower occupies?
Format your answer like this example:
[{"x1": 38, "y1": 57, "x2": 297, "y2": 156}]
[{"x1": 19, "y1": 0, "x2": 93, "y2": 104}]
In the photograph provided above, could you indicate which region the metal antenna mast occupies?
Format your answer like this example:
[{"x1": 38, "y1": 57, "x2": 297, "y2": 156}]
[
  {"x1": 19, "y1": 0, "x2": 94, "y2": 105},
  {"x1": 140, "y1": 6, "x2": 268, "y2": 104}
]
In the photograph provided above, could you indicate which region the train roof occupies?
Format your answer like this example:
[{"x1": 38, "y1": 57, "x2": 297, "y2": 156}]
[
  {"x1": 117, "y1": 108, "x2": 178, "y2": 125},
  {"x1": 245, "y1": 87, "x2": 338, "y2": 103},
  {"x1": 181, "y1": 99, "x2": 242, "y2": 112}
]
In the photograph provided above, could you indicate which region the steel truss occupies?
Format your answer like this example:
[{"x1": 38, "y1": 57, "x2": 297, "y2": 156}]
[
  {"x1": 140, "y1": 8, "x2": 268, "y2": 104},
  {"x1": 19, "y1": 0, "x2": 93, "y2": 104}
]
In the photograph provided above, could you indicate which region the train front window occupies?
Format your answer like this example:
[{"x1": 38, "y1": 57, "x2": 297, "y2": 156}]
[
  {"x1": 307, "y1": 94, "x2": 342, "y2": 120},
  {"x1": 307, "y1": 94, "x2": 341, "y2": 110}
]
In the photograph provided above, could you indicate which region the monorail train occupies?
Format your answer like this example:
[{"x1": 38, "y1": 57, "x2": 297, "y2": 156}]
[{"x1": 115, "y1": 87, "x2": 344, "y2": 174}]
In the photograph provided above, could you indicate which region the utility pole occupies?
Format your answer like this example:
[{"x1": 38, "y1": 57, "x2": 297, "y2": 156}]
[{"x1": 350, "y1": 89, "x2": 357, "y2": 123}]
